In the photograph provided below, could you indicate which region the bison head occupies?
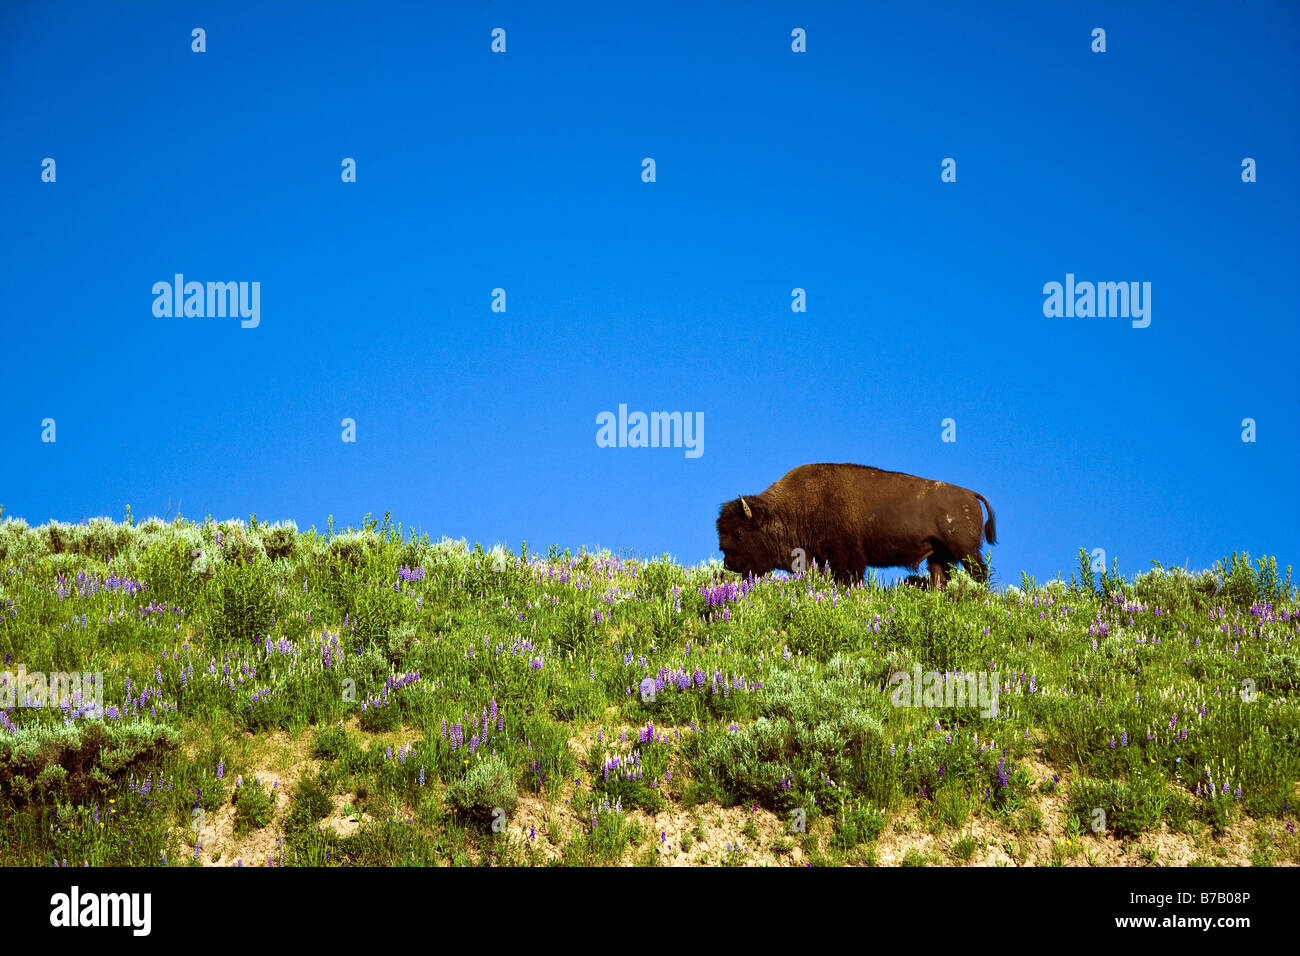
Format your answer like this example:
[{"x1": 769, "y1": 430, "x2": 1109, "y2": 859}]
[{"x1": 715, "y1": 495, "x2": 781, "y2": 576}]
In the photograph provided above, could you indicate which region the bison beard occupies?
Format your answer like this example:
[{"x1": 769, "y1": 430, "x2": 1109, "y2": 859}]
[{"x1": 716, "y1": 463, "x2": 997, "y2": 589}]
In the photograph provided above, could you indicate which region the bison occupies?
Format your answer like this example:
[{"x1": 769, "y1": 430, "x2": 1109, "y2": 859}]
[{"x1": 716, "y1": 463, "x2": 996, "y2": 588}]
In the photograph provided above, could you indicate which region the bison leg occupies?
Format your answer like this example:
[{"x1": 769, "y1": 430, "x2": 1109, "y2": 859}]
[
  {"x1": 833, "y1": 567, "x2": 862, "y2": 586},
  {"x1": 927, "y1": 556, "x2": 948, "y2": 590}
]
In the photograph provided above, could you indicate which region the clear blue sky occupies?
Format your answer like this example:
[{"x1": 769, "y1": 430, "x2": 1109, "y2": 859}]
[{"x1": 3, "y1": 0, "x2": 1297, "y2": 584}]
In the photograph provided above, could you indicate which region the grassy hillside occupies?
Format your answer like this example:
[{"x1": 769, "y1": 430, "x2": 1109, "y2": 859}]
[{"x1": 0, "y1": 513, "x2": 1297, "y2": 866}]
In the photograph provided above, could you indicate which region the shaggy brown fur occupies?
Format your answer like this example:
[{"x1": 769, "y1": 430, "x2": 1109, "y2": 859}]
[{"x1": 716, "y1": 463, "x2": 996, "y2": 588}]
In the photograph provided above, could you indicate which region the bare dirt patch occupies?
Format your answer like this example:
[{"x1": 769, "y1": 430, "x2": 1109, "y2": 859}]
[{"x1": 179, "y1": 728, "x2": 317, "y2": 866}]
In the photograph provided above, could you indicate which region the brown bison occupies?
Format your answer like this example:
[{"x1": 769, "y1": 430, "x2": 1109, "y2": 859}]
[{"x1": 716, "y1": 463, "x2": 996, "y2": 588}]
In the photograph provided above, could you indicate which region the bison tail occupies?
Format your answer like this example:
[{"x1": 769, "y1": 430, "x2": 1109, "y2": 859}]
[{"x1": 975, "y1": 493, "x2": 997, "y2": 546}]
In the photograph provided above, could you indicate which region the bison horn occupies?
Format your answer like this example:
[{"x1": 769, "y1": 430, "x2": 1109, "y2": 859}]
[{"x1": 740, "y1": 497, "x2": 752, "y2": 519}]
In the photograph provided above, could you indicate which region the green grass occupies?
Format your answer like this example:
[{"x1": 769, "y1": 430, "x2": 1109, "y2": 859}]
[
  {"x1": 233, "y1": 778, "x2": 276, "y2": 835},
  {"x1": 0, "y1": 514, "x2": 1297, "y2": 865}
]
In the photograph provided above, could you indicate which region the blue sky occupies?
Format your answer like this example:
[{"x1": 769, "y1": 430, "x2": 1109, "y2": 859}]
[{"x1": 3, "y1": 0, "x2": 1297, "y2": 585}]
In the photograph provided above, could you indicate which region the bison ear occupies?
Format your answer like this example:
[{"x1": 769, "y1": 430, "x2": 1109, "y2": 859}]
[{"x1": 739, "y1": 497, "x2": 752, "y2": 519}]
